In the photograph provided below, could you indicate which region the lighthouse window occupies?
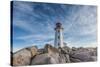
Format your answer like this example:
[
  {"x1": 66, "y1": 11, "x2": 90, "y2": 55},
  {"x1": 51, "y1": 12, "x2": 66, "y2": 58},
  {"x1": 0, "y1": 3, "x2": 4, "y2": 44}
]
[
  {"x1": 58, "y1": 43, "x2": 60, "y2": 46},
  {"x1": 58, "y1": 36, "x2": 60, "y2": 39}
]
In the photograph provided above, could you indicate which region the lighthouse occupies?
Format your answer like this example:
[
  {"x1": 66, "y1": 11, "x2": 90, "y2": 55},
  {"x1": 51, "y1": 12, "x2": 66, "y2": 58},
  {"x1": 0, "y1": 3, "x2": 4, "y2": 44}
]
[{"x1": 54, "y1": 22, "x2": 64, "y2": 48}]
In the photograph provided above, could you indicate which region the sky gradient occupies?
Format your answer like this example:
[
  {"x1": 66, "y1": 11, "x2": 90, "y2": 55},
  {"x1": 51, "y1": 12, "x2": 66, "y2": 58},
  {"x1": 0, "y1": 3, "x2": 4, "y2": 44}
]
[{"x1": 12, "y1": 1, "x2": 97, "y2": 52}]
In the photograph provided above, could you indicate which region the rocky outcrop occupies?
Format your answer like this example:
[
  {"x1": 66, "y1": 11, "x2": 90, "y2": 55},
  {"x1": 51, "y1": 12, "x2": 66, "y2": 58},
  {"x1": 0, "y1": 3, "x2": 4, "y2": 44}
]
[
  {"x1": 12, "y1": 44, "x2": 97, "y2": 66},
  {"x1": 12, "y1": 48, "x2": 32, "y2": 66},
  {"x1": 31, "y1": 53, "x2": 51, "y2": 65},
  {"x1": 31, "y1": 44, "x2": 69, "y2": 65},
  {"x1": 12, "y1": 46, "x2": 38, "y2": 66},
  {"x1": 69, "y1": 47, "x2": 97, "y2": 62}
]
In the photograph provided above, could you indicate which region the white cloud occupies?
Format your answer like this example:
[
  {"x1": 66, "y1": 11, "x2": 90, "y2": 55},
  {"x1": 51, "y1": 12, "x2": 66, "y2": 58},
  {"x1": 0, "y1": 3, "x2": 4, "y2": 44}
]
[
  {"x1": 13, "y1": 20, "x2": 35, "y2": 33},
  {"x1": 13, "y1": 2, "x2": 97, "y2": 49},
  {"x1": 62, "y1": 6, "x2": 97, "y2": 47}
]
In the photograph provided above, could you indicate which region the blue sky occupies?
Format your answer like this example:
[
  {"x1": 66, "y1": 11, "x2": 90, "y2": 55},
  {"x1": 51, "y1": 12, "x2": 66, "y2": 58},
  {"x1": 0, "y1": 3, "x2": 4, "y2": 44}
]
[{"x1": 12, "y1": 1, "x2": 97, "y2": 52}]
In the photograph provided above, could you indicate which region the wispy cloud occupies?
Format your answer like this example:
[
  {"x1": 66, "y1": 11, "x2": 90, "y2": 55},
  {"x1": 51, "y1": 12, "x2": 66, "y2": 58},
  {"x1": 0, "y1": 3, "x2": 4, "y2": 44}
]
[{"x1": 12, "y1": 1, "x2": 97, "y2": 52}]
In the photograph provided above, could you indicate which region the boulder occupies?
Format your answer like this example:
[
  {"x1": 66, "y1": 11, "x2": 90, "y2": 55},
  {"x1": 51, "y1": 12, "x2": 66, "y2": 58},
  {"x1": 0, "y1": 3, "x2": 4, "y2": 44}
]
[
  {"x1": 12, "y1": 49, "x2": 32, "y2": 66},
  {"x1": 12, "y1": 46, "x2": 38, "y2": 66},
  {"x1": 31, "y1": 52, "x2": 65, "y2": 65},
  {"x1": 72, "y1": 47, "x2": 77, "y2": 51},
  {"x1": 31, "y1": 44, "x2": 68, "y2": 65},
  {"x1": 27, "y1": 46, "x2": 38, "y2": 57},
  {"x1": 12, "y1": 44, "x2": 97, "y2": 65},
  {"x1": 31, "y1": 53, "x2": 51, "y2": 65},
  {"x1": 70, "y1": 49, "x2": 97, "y2": 62},
  {"x1": 90, "y1": 56, "x2": 97, "y2": 61},
  {"x1": 44, "y1": 44, "x2": 59, "y2": 53},
  {"x1": 62, "y1": 46, "x2": 71, "y2": 53}
]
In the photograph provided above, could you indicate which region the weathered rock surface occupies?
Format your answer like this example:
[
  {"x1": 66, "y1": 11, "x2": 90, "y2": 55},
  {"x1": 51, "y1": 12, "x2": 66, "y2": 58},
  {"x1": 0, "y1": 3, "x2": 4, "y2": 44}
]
[
  {"x1": 70, "y1": 58, "x2": 81, "y2": 62},
  {"x1": 12, "y1": 46, "x2": 38, "y2": 66},
  {"x1": 13, "y1": 49, "x2": 31, "y2": 66},
  {"x1": 28, "y1": 46, "x2": 38, "y2": 56},
  {"x1": 31, "y1": 44, "x2": 68, "y2": 65},
  {"x1": 70, "y1": 47, "x2": 97, "y2": 62},
  {"x1": 31, "y1": 53, "x2": 51, "y2": 65},
  {"x1": 12, "y1": 44, "x2": 97, "y2": 66}
]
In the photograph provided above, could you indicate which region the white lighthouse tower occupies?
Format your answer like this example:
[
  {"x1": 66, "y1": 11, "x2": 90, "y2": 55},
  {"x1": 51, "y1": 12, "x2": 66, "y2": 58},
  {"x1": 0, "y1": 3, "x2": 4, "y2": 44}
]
[{"x1": 54, "y1": 22, "x2": 64, "y2": 48}]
